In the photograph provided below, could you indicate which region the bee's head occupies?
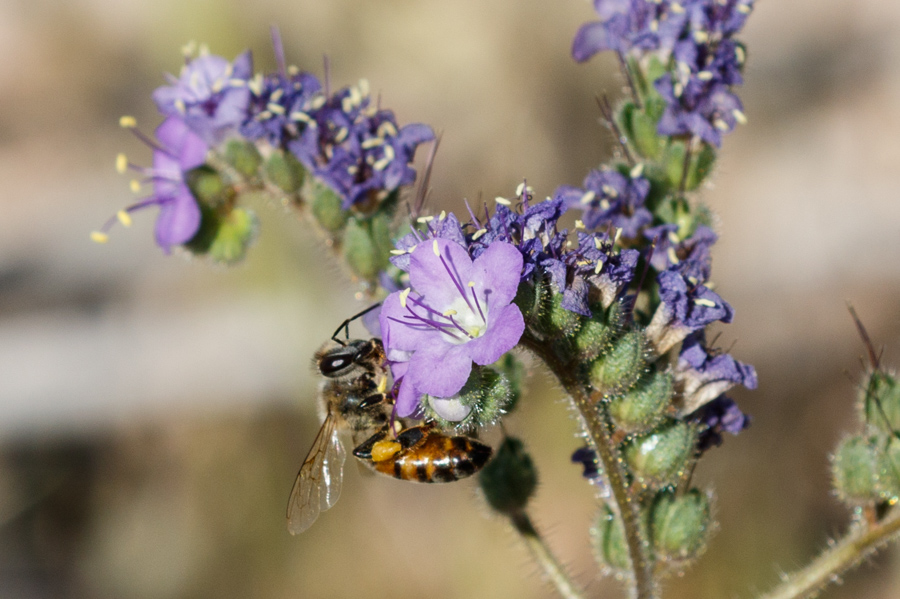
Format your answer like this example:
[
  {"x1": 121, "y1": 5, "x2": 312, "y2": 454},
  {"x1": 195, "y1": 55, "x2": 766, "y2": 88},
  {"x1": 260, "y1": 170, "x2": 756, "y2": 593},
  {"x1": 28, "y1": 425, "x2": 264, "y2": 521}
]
[{"x1": 315, "y1": 338, "x2": 384, "y2": 378}]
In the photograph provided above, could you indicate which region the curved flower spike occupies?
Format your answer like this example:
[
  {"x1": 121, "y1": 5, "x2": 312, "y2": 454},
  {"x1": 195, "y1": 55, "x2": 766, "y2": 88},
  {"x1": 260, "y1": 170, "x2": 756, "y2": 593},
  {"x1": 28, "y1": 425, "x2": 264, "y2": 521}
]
[{"x1": 380, "y1": 239, "x2": 525, "y2": 417}]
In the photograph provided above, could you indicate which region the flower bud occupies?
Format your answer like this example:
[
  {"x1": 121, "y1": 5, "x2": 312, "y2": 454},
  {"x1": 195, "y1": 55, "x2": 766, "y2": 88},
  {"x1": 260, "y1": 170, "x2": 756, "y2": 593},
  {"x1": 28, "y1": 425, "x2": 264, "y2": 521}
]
[
  {"x1": 832, "y1": 435, "x2": 880, "y2": 504},
  {"x1": 307, "y1": 178, "x2": 349, "y2": 233},
  {"x1": 876, "y1": 435, "x2": 900, "y2": 503},
  {"x1": 862, "y1": 371, "x2": 900, "y2": 434},
  {"x1": 185, "y1": 165, "x2": 232, "y2": 208},
  {"x1": 623, "y1": 419, "x2": 697, "y2": 488},
  {"x1": 651, "y1": 489, "x2": 711, "y2": 565},
  {"x1": 591, "y1": 504, "x2": 631, "y2": 573},
  {"x1": 619, "y1": 99, "x2": 665, "y2": 161},
  {"x1": 478, "y1": 436, "x2": 537, "y2": 515},
  {"x1": 223, "y1": 139, "x2": 262, "y2": 179},
  {"x1": 547, "y1": 290, "x2": 583, "y2": 338},
  {"x1": 183, "y1": 204, "x2": 258, "y2": 264},
  {"x1": 424, "y1": 366, "x2": 512, "y2": 431},
  {"x1": 491, "y1": 353, "x2": 526, "y2": 414},
  {"x1": 607, "y1": 368, "x2": 674, "y2": 434},
  {"x1": 590, "y1": 328, "x2": 646, "y2": 394},
  {"x1": 664, "y1": 140, "x2": 716, "y2": 191},
  {"x1": 342, "y1": 214, "x2": 393, "y2": 282},
  {"x1": 264, "y1": 150, "x2": 305, "y2": 193},
  {"x1": 575, "y1": 302, "x2": 623, "y2": 361}
]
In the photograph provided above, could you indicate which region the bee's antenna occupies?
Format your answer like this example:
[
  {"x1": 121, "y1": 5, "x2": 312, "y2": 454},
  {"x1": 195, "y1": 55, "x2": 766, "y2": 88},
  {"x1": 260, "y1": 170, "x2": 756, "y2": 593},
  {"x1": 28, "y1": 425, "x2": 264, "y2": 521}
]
[{"x1": 331, "y1": 302, "x2": 383, "y2": 344}]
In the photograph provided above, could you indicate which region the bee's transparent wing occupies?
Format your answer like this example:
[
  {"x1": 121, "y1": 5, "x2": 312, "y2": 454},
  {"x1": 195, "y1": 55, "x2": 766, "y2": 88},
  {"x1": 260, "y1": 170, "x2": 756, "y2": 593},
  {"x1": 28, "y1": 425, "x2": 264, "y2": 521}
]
[{"x1": 286, "y1": 414, "x2": 347, "y2": 535}]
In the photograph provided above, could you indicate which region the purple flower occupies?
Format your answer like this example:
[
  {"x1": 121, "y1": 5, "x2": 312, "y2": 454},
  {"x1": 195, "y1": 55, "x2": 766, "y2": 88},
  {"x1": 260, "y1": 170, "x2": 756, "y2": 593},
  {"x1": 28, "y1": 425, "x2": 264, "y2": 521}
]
[
  {"x1": 153, "y1": 50, "x2": 253, "y2": 146},
  {"x1": 645, "y1": 269, "x2": 733, "y2": 354},
  {"x1": 287, "y1": 81, "x2": 434, "y2": 208},
  {"x1": 380, "y1": 239, "x2": 525, "y2": 417},
  {"x1": 676, "y1": 330, "x2": 756, "y2": 413},
  {"x1": 645, "y1": 223, "x2": 717, "y2": 283},
  {"x1": 691, "y1": 395, "x2": 751, "y2": 452},
  {"x1": 96, "y1": 116, "x2": 208, "y2": 252},
  {"x1": 572, "y1": 0, "x2": 689, "y2": 62},
  {"x1": 556, "y1": 167, "x2": 652, "y2": 238},
  {"x1": 240, "y1": 70, "x2": 323, "y2": 146}
]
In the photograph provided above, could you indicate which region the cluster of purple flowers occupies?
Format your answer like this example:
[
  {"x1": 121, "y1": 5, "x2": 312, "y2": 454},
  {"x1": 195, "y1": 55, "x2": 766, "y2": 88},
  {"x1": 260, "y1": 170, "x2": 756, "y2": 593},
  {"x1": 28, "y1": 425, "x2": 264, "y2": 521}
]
[
  {"x1": 100, "y1": 39, "x2": 433, "y2": 250},
  {"x1": 380, "y1": 188, "x2": 647, "y2": 417},
  {"x1": 573, "y1": 0, "x2": 753, "y2": 146}
]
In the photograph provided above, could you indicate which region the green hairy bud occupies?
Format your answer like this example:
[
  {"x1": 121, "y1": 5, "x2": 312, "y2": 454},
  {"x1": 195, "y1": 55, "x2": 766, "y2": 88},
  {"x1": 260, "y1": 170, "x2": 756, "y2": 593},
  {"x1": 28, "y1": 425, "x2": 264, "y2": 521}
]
[
  {"x1": 591, "y1": 504, "x2": 631, "y2": 573},
  {"x1": 832, "y1": 435, "x2": 881, "y2": 504},
  {"x1": 876, "y1": 436, "x2": 900, "y2": 503},
  {"x1": 342, "y1": 214, "x2": 393, "y2": 282},
  {"x1": 307, "y1": 178, "x2": 349, "y2": 233},
  {"x1": 185, "y1": 165, "x2": 232, "y2": 208},
  {"x1": 623, "y1": 419, "x2": 697, "y2": 488},
  {"x1": 575, "y1": 302, "x2": 622, "y2": 361},
  {"x1": 590, "y1": 328, "x2": 646, "y2": 394},
  {"x1": 264, "y1": 150, "x2": 305, "y2": 193},
  {"x1": 862, "y1": 371, "x2": 900, "y2": 434},
  {"x1": 547, "y1": 291, "x2": 583, "y2": 338},
  {"x1": 651, "y1": 489, "x2": 711, "y2": 565},
  {"x1": 663, "y1": 140, "x2": 716, "y2": 191},
  {"x1": 223, "y1": 139, "x2": 262, "y2": 179},
  {"x1": 425, "y1": 366, "x2": 511, "y2": 432},
  {"x1": 478, "y1": 437, "x2": 538, "y2": 515},
  {"x1": 607, "y1": 368, "x2": 674, "y2": 434}
]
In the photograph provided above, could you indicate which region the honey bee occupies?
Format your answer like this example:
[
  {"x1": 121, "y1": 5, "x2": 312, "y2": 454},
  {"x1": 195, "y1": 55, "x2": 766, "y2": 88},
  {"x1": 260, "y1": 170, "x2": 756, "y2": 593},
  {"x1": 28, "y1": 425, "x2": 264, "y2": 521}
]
[{"x1": 287, "y1": 311, "x2": 494, "y2": 534}]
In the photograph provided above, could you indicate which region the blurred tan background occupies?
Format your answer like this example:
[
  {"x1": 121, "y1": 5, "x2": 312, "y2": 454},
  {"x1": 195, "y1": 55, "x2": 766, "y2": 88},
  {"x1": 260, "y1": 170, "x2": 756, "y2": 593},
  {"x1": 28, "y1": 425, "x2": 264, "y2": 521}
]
[{"x1": 1, "y1": 0, "x2": 899, "y2": 597}]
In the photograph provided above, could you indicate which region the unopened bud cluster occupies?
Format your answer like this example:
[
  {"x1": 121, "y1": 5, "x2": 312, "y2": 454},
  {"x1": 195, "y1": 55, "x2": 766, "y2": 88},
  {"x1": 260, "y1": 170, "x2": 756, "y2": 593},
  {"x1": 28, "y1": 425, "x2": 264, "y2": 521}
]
[{"x1": 833, "y1": 370, "x2": 900, "y2": 507}]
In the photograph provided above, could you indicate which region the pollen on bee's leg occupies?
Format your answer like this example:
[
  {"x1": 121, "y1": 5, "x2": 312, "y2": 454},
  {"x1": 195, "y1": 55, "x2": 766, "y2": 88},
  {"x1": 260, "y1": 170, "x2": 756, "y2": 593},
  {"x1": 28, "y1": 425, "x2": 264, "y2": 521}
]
[{"x1": 371, "y1": 440, "x2": 401, "y2": 462}]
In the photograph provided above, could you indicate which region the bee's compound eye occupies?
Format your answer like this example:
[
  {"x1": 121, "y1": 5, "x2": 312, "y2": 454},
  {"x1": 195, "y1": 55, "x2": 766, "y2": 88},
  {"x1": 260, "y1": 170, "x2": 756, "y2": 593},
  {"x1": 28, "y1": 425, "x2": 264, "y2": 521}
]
[{"x1": 319, "y1": 349, "x2": 358, "y2": 376}]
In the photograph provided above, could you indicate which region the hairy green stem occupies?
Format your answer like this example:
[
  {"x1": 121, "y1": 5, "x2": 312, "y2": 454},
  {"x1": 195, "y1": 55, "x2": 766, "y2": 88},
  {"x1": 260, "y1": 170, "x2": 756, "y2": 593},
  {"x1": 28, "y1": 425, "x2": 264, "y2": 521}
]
[
  {"x1": 522, "y1": 337, "x2": 655, "y2": 599},
  {"x1": 511, "y1": 511, "x2": 584, "y2": 599},
  {"x1": 758, "y1": 507, "x2": 900, "y2": 599}
]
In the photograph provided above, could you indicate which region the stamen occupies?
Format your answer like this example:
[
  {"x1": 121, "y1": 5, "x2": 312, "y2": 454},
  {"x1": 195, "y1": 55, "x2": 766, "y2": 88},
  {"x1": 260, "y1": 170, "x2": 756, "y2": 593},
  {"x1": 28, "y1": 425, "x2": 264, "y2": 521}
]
[
  {"x1": 129, "y1": 180, "x2": 141, "y2": 193},
  {"x1": 694, "y1": 298, "x2": 717, "y2": 308},
  {"x1": 119, "y1": 116, "x2": 137, "y2": 129},
  {"x1": 468, "y1": 283, "x2": 486, "y2": 324},
  {"x1": 90, "y1": 231, "x2": 109, "y2": 244},
  {"x1": 494, "y1": 196, "x2": 511, "y2": 206},
  {"x1": 116, "y1": 154, "x2": 128, "y2": 174},
  {"x1": 399, "y1": 288, "x2": 411, "y2": 308},
  {"x1": 471, "y1": 228, "x2": 487, "y2": 241},
  {"x1": 630, "y1": 163, "x2": 644, "y2": 178},
  {"x1": 117, "y1": 211, "x2": 133, "y2": 227}
]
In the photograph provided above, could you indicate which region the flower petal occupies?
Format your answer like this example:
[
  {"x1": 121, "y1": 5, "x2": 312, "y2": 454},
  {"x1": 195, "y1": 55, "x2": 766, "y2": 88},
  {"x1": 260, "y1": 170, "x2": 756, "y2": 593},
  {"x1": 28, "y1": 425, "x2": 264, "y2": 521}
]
[
  {"x1": 466, "y1": 303, "x2": 524, "y2": 365},
  {"x1": 408, "y1": 239, "x2": 475, "y2": 310},
  {"x1": 472, "y1": 241, "x2": 523, "y2": 311},
  {"x1": 409, "y1": 342, "x2": 472, "y2": 398},
  {"x1": 154, "y1": 187, "x2": 201, "y2": 251}
]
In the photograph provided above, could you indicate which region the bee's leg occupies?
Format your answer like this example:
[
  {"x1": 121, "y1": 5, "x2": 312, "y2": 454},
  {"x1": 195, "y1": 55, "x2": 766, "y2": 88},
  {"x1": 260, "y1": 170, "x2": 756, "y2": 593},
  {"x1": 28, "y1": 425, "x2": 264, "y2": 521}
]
[
  {"x1": 395, "y1": 423, "x2": 432, "y2": 450},
  {"x1": 352, "y1": 427, "x2": 386, "y2": 459},
  {"x1": 358, "y1": 393, "x2": 388, "y2": 410},
  {"x1": 352, "y1": 425, "x2": 401, "y2": 463}
]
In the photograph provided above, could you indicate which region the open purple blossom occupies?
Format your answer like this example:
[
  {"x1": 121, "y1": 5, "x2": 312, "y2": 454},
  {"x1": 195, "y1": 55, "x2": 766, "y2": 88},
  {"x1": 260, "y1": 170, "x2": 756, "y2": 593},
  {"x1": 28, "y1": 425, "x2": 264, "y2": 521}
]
[
  {"x1": 676, "y1": 330, "x2": 756, "y2": 413},
  {"x1": 153, "y1": 50, "x2": 253, "y2": 146},
  {"x1": 240, "y1": 69, "x2": 323, "y2": 146},
  {"x1": 380, "y1": 239, "x2": 525, "y2": 417},
  {"x1": 95, "y1": 116, "x2": 208, "y2": 252},
  {"x1": 645, "y1": 223, "x2": 717, "y2": 283},
  {"x1": 391, "y1": 192, "x2": 640, "y2": 317},
  {"x1": 654, "y1": 43, "x2": 746, "y2": 147},
  {"x1": 691, "y1": 395, "x2": 751, "y2": 452},
  {"x1": 286, "y1": 80, "x2": 435, "y2": 208},
  {"x1": 645, "y1": 269, "x2": 733, "y2": 354},
  {"x1": 555, "y1": 167, "x2": 652, "y2": 238},
  {"x1": 572, "y1": 0, "x2": 690, "y2": 62}
]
